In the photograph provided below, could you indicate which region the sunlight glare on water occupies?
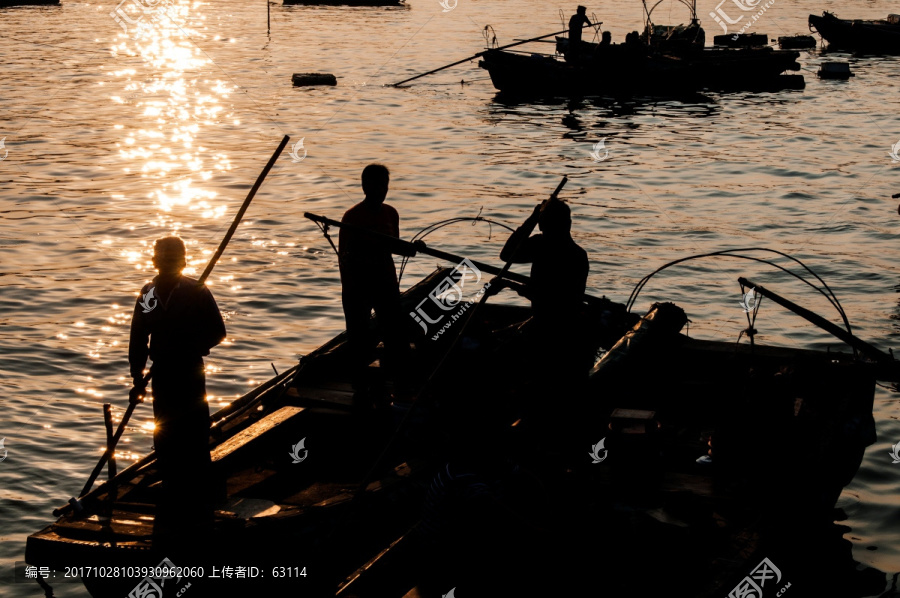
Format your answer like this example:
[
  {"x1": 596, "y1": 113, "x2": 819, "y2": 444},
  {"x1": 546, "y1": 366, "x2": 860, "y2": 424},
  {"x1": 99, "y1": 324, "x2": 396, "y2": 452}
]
[{"x1": 1, "y1": 0, "x2": 900, "y2": 594}]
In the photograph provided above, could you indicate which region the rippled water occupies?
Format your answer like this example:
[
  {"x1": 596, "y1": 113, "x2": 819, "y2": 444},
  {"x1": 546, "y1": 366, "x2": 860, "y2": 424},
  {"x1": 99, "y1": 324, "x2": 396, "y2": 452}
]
[{"x1": 2, "y1": 0, "x2": 900, "y2": 595}]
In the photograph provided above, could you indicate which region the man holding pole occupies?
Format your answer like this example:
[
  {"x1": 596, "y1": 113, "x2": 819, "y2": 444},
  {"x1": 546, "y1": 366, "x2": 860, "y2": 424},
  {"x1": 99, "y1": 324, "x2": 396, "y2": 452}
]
[
  {"x1": 339, "y1": 164, "x2": 413, "y2": 404},
  {"x1": 129, "y1": 236, "x2": 226, "y2": 545},
  {"x1": 499, "y1": 198, "x2": 591, "y2": 453},
  {"x1": 564, "y1": 5, "x2": 595, "y2": 62},
  {"x1": 568, "y1": 5, "x2": 593, "y2": 45}
]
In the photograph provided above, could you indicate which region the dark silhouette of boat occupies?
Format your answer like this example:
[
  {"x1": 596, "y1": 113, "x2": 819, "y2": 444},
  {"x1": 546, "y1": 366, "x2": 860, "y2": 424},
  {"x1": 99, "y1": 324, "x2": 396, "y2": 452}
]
[
  {"x1": 809, "y1": 11, "x2": 900, "y2": 54},
  {"x1": 479, "y1": 0, "x2": 801, "y2": 96},
  {"x1": 283, "y1": 0, "x2": 404, "y2": 6},
  {"x1": 24, "y1": 236, "x2": 895, "y2": 596},
  {"x1": 479, "y1": 45, "x2": 803, "y2": 96},
  {"x1": 0, "y1": 0, "x2": 58, "y2": 6}
]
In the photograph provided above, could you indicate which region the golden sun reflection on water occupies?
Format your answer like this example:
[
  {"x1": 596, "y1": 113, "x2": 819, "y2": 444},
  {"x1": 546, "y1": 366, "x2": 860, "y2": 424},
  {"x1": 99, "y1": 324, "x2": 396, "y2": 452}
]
[{"x1": 108, "y1": 0, "x2": 232, "y2": 232}]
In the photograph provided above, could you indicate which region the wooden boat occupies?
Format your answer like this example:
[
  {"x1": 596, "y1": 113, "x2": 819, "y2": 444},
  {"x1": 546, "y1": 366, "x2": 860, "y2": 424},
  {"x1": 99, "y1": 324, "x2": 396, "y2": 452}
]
[
  {"x1": 479, "y1": 0, "x2": 801, "y2": 97},
  {"x1": 25, "y1": 233, "x2": 896, "y2": 596},
  {"x1": 478, "y1": 45, "x2": 803, "y2": 96},
  {"x1": 0, "y1": 0, "x2": 58, "y2": 6},
  {"x1": 283, "y1": 0, "x2": 404, "y2": 6},
  {"x1": 809, "y1": 11, "x2": 900, "y2": 54}
]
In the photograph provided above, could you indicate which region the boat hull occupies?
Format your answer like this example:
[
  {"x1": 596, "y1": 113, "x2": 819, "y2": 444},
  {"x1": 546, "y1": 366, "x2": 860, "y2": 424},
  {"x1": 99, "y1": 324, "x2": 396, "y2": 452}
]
[
  {"x1": 0, "y1": 0, "x2": 59, "y2": 6},
  {"x1": 809, "y1": 12, "x2": 900, "y2": 54},
  {"x1": 24, "y1": 269, "x2": 882, "y2": 597},
  {"x1": 283, "y1": 0, "x2": 404, "y2": 6},
  {"x1": 478, "y1": 47, "x2": 803, "y2": 97}
]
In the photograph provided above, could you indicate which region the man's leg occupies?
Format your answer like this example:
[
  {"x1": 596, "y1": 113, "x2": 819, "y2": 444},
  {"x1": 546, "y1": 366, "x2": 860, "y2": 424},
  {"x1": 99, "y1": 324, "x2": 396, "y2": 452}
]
[
  {"x1": 342, "y1": 292, "x2": 376, "y2": 391},
  {"x1": 151, "y1": 365, "x2": 214, "y2": 556},
  {"x1": 372, "y1": 287, "x2": 413, "y2": 395}
]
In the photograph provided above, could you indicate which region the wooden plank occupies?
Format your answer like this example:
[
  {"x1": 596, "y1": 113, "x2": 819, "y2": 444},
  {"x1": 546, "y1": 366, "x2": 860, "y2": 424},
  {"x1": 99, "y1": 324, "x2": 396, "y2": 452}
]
[
  {"x1": 286, "y1": 385, "x2": 355, "y2": 408},
  {"x1": 211, "y1": 406, "x2": 305, "y2": 463}
]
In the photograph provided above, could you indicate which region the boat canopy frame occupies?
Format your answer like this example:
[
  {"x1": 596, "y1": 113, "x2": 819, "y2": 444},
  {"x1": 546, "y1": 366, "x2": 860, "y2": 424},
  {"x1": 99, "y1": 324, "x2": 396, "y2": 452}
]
[{"x1": 642, "y1": 0, "x2": 700, "y2": 39}]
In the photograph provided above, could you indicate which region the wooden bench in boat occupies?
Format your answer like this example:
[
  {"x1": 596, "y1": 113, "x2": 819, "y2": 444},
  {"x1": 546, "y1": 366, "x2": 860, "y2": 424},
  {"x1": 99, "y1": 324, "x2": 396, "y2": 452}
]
[
  {"x1": 285, "y1": 382, "x2": 355, "y2": 410},
  {"x1": 211, "y1": 406, "x2": 306, "y2": 464}
]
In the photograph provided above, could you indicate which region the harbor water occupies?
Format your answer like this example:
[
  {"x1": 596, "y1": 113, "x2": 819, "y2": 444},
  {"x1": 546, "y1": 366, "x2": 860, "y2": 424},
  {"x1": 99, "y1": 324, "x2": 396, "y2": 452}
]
[{"x1": 1, "y1": 0, "x2": 900, "y2": 595}]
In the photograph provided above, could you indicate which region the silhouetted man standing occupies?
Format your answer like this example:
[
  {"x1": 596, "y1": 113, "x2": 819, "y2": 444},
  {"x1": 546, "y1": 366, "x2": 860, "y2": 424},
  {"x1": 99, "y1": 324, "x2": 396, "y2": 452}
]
[
  {"x1": 129, "y1": 236, "x2": 226, "y2": 546},
  {"x1": 500, "y1": 199, "x2": 590, "y2": 451},
  {"x1": 568, "y1": 5, "x2": 592, "y2": 45},
  {"x1": 339, "y1": 164, "x2": 412, "y2": 403}
]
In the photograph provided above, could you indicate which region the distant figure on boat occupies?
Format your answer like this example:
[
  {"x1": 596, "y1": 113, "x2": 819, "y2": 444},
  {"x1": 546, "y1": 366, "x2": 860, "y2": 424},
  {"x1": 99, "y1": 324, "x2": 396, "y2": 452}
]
[
  {"x1": 128, "y1": 236, "x2": 226, "y2": 548},
  {"x1": 625, "y1": 30, "x2": 642, "y2": 48},
  {"x1": 568, "y1": 5, "x2": 593, "y2": 45},
  {"x1": 600, "y1": 31, "x2": 612, "y2": 48},
  {"x1": 339, "y1": 164, "x2": 412, "y2": 404},
  {"x1": 600, "y1": 30, "x2": 612, "y2": 48}
]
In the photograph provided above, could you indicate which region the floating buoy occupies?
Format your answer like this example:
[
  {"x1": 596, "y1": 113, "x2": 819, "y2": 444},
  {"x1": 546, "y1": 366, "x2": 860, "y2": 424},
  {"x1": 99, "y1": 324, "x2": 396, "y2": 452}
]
[
  {"x1": 817, "y1": 62, "x2": 853, "y2": 80},
  {"x1": 291, "y1": 73, "x2": 337, "y2": 87},
  {"x1": 777, "y1": 35, "x2": 816, "y2": 49},
  {"x1": 712, "y1": 33, "x2": 768, "y2": 47}
]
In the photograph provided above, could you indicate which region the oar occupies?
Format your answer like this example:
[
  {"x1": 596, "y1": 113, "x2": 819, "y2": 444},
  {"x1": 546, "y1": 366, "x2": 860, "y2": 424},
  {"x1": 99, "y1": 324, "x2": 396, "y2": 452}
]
[
  {"x1": 73, "y1": 134, "x2": 291, "y2": 504},
  {"x1": 391, "y1": 28, "x2": 572, "y2": 87}
]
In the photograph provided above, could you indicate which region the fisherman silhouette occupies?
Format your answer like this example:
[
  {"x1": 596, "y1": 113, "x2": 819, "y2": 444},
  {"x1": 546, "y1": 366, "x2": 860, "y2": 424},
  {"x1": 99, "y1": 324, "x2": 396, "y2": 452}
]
[
  {"x1": 499, "y1": 198, "x2": 591, "y2": 458},
  {"x1": 128, "y1": 236, "x2": 226, "y2": 551},
  {"x1": 568, "y1": 5, "x2": 592, "y2": 45},
  {"x1": 339, "y1": 164, "x2": 413, "y2": 406}
]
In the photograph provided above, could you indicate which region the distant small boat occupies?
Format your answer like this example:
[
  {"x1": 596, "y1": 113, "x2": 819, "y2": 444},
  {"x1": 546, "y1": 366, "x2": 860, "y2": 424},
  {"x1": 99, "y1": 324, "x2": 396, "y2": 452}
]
[
  {"x1": 283, "y1": 0, "x2": 404, "y2": 6},
  {"x1": 809, "y1": 11, "x2": 900, "y2": 54},
  {"x1": 0, "y1": 0, "x2": 59, "y2": 6}
]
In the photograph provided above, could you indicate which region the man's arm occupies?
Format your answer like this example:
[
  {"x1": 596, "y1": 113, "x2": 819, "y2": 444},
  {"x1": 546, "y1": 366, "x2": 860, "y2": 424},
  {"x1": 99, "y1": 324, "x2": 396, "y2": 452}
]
[
  {"x1": 388, "y1": 205, "x2": 400, "y2": 238},
  {"x1": 499, "y1": 204, "x2": 541, "y2": 263},
  {"x1": 128, "y1": 295, "x2": 150, "y2": 401}
]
